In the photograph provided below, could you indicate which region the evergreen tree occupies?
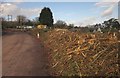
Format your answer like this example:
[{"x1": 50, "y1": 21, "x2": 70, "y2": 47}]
[{"x1": 39, "y1": 7, "x2": 54, "y2": 28}]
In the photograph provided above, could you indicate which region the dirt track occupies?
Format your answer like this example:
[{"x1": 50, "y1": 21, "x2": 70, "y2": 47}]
[{"x1": 2, "y1": 32, "x2": 49, "y2": 76}]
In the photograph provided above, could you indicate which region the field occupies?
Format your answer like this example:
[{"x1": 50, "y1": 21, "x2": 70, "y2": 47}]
[{"x1": 32, "y1": 28, "x2": 120, "y2": 76}]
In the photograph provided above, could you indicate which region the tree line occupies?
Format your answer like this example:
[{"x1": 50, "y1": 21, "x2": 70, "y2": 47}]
[{"x1": 1, "y1": 7, "x2": 120, "y2": 31}]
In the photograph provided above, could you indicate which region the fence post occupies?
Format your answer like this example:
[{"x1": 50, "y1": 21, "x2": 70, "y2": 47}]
[{"x1": 37, "y1": 32, "x2": 39, "y2": 38}]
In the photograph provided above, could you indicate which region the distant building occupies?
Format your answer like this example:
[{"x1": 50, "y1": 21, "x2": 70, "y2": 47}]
[
  {"x1": 16, "y1": 25, "x2": 34, "y2": 29},
  {"x1": 24, "y1": 26, "x2": 34, "y2": 29}
]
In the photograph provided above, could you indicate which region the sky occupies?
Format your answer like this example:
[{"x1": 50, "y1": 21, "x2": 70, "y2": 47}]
[{"x1": 0, "y1": 0, "x2": 119, "y2": 26}]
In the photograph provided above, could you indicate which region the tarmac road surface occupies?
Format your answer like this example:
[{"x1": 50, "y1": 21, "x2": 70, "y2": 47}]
[{"x1": 2, "y1": 32, "x2": 49, "y2": 76}]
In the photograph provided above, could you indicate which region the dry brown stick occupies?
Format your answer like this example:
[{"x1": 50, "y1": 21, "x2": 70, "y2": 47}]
[
  {"x1": 91, "y1": 47, "x2": 108, "y2": 64},
  {"x1": 53, "y1": 51, "x2": 59, "y2": 58},
  {"x1": 100, "y1": 49, "x2": 116, "y2": 65},
  {"x1": 74, "y1": 61, "x2": 82, "y2": 76},
  {"x1": 92, "y1": 47, "x2": 107, "y2": 59},
  {"x1": 52, "y1": 61, "x2": 59, "y2": 68}
]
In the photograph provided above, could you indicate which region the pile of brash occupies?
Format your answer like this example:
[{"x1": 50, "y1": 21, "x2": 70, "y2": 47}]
[{"x1": 43, "y1": 29, "x2": 119, "y2": 76}]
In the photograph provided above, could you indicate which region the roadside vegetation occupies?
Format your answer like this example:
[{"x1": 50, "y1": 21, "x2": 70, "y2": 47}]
[
  {"x1": 29, "y1": 7, "x2": 120, "y2": 76},
  {"x1": 31, "y1": 28, "x2": 119, "y2": 76},
  {"x1": 1, "y1": 6, "x2": 120, "y2": 76}
]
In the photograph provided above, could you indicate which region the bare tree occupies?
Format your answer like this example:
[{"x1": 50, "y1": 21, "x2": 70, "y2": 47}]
[{"x1": 17, "y1": 15, "x2": 26, "y2": 26}]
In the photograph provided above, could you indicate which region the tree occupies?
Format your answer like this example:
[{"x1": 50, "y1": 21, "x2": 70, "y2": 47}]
[
  {"x1": 1, "y1": 17, "x2": 7, "y2": 29},
  {"x1": 54, "y1": 20, "x2": 67, "y2": 28},
  {"x1": 25, "y1": 19, "x2": 33, "y2": 26},
  {"x1": 17, "y1": 15, "x2": 26, "y2": 26},
  {"x1": 33, "y1": 17, "x2": 40, "y2": 26},
  {"x1": 103, "y1": 18, "x2": 120, "y2": 29},
  {"x1": 108, "y1": 18, "x2": 120, "y2": 29},
  {"x1": 69, "y1": 24, "x2": 74, "y2": 27},
  {"x1": 68, "y1": 24, "x2": 74, "y2": 29},
  {"x1": 39, "y1": 7, "x2": 54, "y2": 28},
  {"x1": 0, "y1": 17, "x2": 17, "y2": 29}
]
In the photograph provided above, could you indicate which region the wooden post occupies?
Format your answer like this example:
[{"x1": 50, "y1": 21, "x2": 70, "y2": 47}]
[{"x1": 37, "y1": 33, "x2": 39, "y2": 38}]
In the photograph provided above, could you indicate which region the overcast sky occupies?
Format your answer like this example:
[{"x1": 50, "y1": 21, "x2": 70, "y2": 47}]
[{"x1": 0, "y1": 0, "x2": 119, "y2": 26}]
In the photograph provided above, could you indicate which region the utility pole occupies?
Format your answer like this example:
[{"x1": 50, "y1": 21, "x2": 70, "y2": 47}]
[
  {"x1": 7, "y1": 15, "x2": 12, "y2": 28},
  {"x1": 18, "y1": 16, "x2": 23, "y2": 31},
  {"x1": 8, "y1": 15, "x2": 12, "y2": 22}
]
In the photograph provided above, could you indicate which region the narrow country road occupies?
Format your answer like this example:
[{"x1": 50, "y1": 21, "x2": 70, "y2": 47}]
[{"x1": 2, "y1": 31, "x2": 49, "y2": 76}]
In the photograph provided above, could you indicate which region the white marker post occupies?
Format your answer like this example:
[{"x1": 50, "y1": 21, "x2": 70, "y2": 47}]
[{"x1": 37, "y1": 33, "x2": 39, "y2": 38}]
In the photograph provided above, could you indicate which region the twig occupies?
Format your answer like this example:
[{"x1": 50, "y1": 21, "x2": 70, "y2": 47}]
[
  {"x1": 92, "y1": 48, "x2": 108, "y2": 64},
  {"x1": 100, "y1": 50, "x2": 116, "y2": 65},
  {"x1": 74, "y1": 61, "x2": 82, "y2": 76},
  {"x1": 53, "y1": 51, "x2": 59, "y2": 58},
  {"x1": 52, "y1": 62, "x2": 59, "y2": 68},
  {"x1": 81, "y1": 52, "x2": 86, "y2": 58},
  {"x1": 92, "y1": 47, "x2": 107, "y2": 59}
]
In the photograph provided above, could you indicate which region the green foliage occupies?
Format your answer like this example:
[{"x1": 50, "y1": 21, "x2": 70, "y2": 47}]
[
  {"x1": 104, "y1": 18, "x2": 120, "y2": 29},
  {"x1": 2, "y1": 21, "x2": 17, "y2": 29},
  {"x1": 67, "y1": 24, "x2": 74, "y2": 29},
  {"x1": 39, "y1": 7, "x2": 54, "y2": 28},
  {"x1": 54, "y1": 20, "x2": 67, "y2": 28},
  {"x1": 25, "y1": 20, "x2": 33, "y2": 26}
]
